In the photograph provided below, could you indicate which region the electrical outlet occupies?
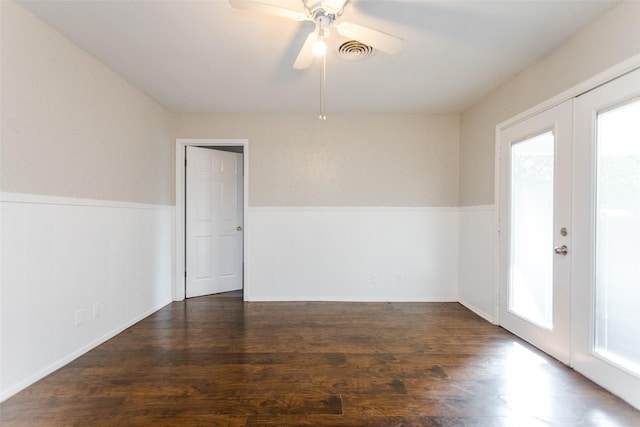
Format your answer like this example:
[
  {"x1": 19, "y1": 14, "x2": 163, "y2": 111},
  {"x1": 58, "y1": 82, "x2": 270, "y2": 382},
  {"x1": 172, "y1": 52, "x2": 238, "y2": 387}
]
[
  {"x1": 92, "y1": 303, "x2": 100, "y2": 319},
  {"x1": 74, "y1": 309, "x2": 86, "y2": 326},
  {"x1": 371, "y1": 274, "x2": 380, "y2": 285}
]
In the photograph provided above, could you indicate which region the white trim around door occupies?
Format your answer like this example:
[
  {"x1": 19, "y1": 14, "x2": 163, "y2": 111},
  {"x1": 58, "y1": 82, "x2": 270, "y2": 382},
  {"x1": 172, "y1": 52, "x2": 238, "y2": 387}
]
[{"x1": 174, "y1": 138, "x2": 249, "y2": 301}]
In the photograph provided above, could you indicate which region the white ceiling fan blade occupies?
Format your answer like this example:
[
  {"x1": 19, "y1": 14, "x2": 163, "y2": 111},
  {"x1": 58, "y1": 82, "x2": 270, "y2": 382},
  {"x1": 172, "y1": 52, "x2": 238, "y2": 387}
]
[
  {"x1": 336, "y1": 21, "x2": 403, "y2": 55},
  {"x1": 293, "y1": 31, "x2": 317, "y2": 70},
  {"x1": 321, "y1": 0, "x2": 348, "y2": 14},
  {"x1": 229, "y1": 0, "x2": 307, "y2": 21}
]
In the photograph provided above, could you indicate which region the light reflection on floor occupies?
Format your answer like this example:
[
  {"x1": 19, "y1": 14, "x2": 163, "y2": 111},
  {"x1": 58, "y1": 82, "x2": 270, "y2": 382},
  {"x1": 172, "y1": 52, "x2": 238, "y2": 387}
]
[{"x1": 502, "y1": 341, "x2": 553, "y2": 417}]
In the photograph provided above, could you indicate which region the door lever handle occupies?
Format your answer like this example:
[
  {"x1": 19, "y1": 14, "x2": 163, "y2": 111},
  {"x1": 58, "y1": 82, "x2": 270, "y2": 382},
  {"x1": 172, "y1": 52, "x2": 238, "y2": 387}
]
[{"x1": 554, "y1": 245, "x2": 568, "y2": 256}]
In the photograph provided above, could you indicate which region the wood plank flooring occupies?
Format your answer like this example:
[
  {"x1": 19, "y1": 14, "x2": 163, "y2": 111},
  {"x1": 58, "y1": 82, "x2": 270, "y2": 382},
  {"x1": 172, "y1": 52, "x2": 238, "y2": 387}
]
[{"x1": 2, "y1": 293, "x2": 639, "y2": 426}]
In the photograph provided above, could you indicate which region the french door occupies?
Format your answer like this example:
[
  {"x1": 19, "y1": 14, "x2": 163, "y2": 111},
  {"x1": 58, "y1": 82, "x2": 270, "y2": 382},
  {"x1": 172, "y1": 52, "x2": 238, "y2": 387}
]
[
  {"x1": 498, "y1": 100, "x2": 573, "y2": 364},
  {"x1": 572, "y1": 68, "x2": 640, "y2": 409},
  {"x1": 499, "y1": 67, "x2": 640, "y2": 408}
]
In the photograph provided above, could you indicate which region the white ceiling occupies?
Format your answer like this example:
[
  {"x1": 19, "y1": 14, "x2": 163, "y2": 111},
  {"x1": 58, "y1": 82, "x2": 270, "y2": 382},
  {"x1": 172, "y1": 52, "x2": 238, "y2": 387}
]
[{"x1": 19, "y1": 0, "x2": 618, "y2": 114}]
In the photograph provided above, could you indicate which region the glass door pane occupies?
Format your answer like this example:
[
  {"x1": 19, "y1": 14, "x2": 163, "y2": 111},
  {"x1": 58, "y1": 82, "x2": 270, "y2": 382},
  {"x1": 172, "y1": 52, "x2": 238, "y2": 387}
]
[
  {"x1": 509, "y1": 131, "x2": 555, "y2": 329},
  {"x1": 595, "y1": 98, "x2": 640, "y2": 376}
]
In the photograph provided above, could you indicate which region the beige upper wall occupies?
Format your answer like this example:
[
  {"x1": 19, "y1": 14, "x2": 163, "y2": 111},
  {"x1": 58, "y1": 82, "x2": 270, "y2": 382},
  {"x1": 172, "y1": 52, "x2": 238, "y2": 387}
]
[
  {"x1": 1, "y1": 1, "x2": 173, "y2": 205},
  {"x1": 459, "y1": 1, "x2": 640, "y2": 206},
  {"x1": 173, "y1": 114, "x2": 460, "y2": 207}
]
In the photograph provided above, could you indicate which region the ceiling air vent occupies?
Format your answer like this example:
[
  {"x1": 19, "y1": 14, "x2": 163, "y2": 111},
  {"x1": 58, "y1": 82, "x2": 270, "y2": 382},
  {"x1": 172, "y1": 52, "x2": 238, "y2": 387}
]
[{"x1": 337, "y1": 40, "x2": 375, "y2": 61}]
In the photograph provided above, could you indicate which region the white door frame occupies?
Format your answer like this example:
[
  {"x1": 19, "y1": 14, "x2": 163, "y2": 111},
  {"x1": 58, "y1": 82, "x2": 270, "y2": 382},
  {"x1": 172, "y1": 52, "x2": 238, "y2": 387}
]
[{"x1": 174, "y1": 138, "x2": 249, "y2": 301}]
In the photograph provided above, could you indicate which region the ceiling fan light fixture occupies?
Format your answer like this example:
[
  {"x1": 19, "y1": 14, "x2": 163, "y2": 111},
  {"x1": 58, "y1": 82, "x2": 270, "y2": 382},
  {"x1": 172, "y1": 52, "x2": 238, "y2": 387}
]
[{"x1": 312, "y1": 37, "x2": 326, "y2": 56}]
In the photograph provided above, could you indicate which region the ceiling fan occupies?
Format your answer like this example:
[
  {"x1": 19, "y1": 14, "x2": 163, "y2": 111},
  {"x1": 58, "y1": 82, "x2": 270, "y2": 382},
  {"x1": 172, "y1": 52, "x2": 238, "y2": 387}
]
[{"x1": 229, "y1": 0, "x2": 404, "y2": 69}]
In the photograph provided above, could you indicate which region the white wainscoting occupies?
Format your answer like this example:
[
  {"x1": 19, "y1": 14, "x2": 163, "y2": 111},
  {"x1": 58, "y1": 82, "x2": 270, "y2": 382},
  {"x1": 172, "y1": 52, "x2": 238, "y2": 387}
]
[
  {"x1": 246, "y1": 207, "x2": 459, "y2": 302},
  {"x1": 0, "y1": 193, "x2": 173, "y2": 401},
  {"x1": 458, "y1": 205, "x2": 497, "y2": 323}
]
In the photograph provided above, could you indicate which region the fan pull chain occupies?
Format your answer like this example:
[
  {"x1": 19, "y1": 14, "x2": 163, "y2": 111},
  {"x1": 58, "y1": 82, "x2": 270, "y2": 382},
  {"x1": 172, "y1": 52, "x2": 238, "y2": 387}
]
[{"x1": 319, "y1": 53, "x2": 327, "y2": 120}]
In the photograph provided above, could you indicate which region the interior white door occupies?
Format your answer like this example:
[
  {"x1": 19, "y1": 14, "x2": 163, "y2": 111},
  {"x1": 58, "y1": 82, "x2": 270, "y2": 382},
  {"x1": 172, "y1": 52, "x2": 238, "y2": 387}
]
[
  {"x1": 186, "y1": 146, "x2": 243, "y2": 298},
  {"x1": 498, "y1": 100, "x2": 573, "y2": 364},
  {"x1": 572, "y1": 67, "x2": 640, "y2": 409}
]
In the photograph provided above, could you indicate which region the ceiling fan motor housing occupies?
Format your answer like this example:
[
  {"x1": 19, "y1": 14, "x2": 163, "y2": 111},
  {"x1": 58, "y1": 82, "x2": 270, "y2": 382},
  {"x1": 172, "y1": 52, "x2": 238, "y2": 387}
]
[
  {"x1": 315, "y1": 14, "x2": 332, "y2": 34},
  {"x1": 304, "y1": 0, "x2": 346, "y2": 18}
]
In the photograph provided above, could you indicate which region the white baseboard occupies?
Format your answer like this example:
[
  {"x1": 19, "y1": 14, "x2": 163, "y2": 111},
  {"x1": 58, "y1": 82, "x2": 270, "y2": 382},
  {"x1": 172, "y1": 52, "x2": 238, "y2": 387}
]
[{"x1": 458, "y1": 298, "x2": 496, "y2": 324}]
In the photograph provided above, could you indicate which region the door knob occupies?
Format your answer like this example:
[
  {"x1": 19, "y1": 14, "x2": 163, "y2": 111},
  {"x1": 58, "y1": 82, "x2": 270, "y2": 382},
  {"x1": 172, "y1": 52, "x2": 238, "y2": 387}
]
[
  {"x1": 236, "y1": 226, "x2": 242, "y2": 231},
  {"x1": 554, "y1": 245, "x2": 568, "y2": 255}
]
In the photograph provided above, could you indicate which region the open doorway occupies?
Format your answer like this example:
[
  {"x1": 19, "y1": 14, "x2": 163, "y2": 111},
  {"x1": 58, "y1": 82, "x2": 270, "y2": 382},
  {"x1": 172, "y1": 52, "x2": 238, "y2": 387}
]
[{"x1": 174, "y1": 139, "x2": 249, "y2": 302}]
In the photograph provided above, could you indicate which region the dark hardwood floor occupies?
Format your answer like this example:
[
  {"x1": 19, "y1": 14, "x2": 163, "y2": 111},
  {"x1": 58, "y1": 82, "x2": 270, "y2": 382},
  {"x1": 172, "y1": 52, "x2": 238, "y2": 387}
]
[{"x1": 2, "y1": 292, "x2": 639, "y2": 426}]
